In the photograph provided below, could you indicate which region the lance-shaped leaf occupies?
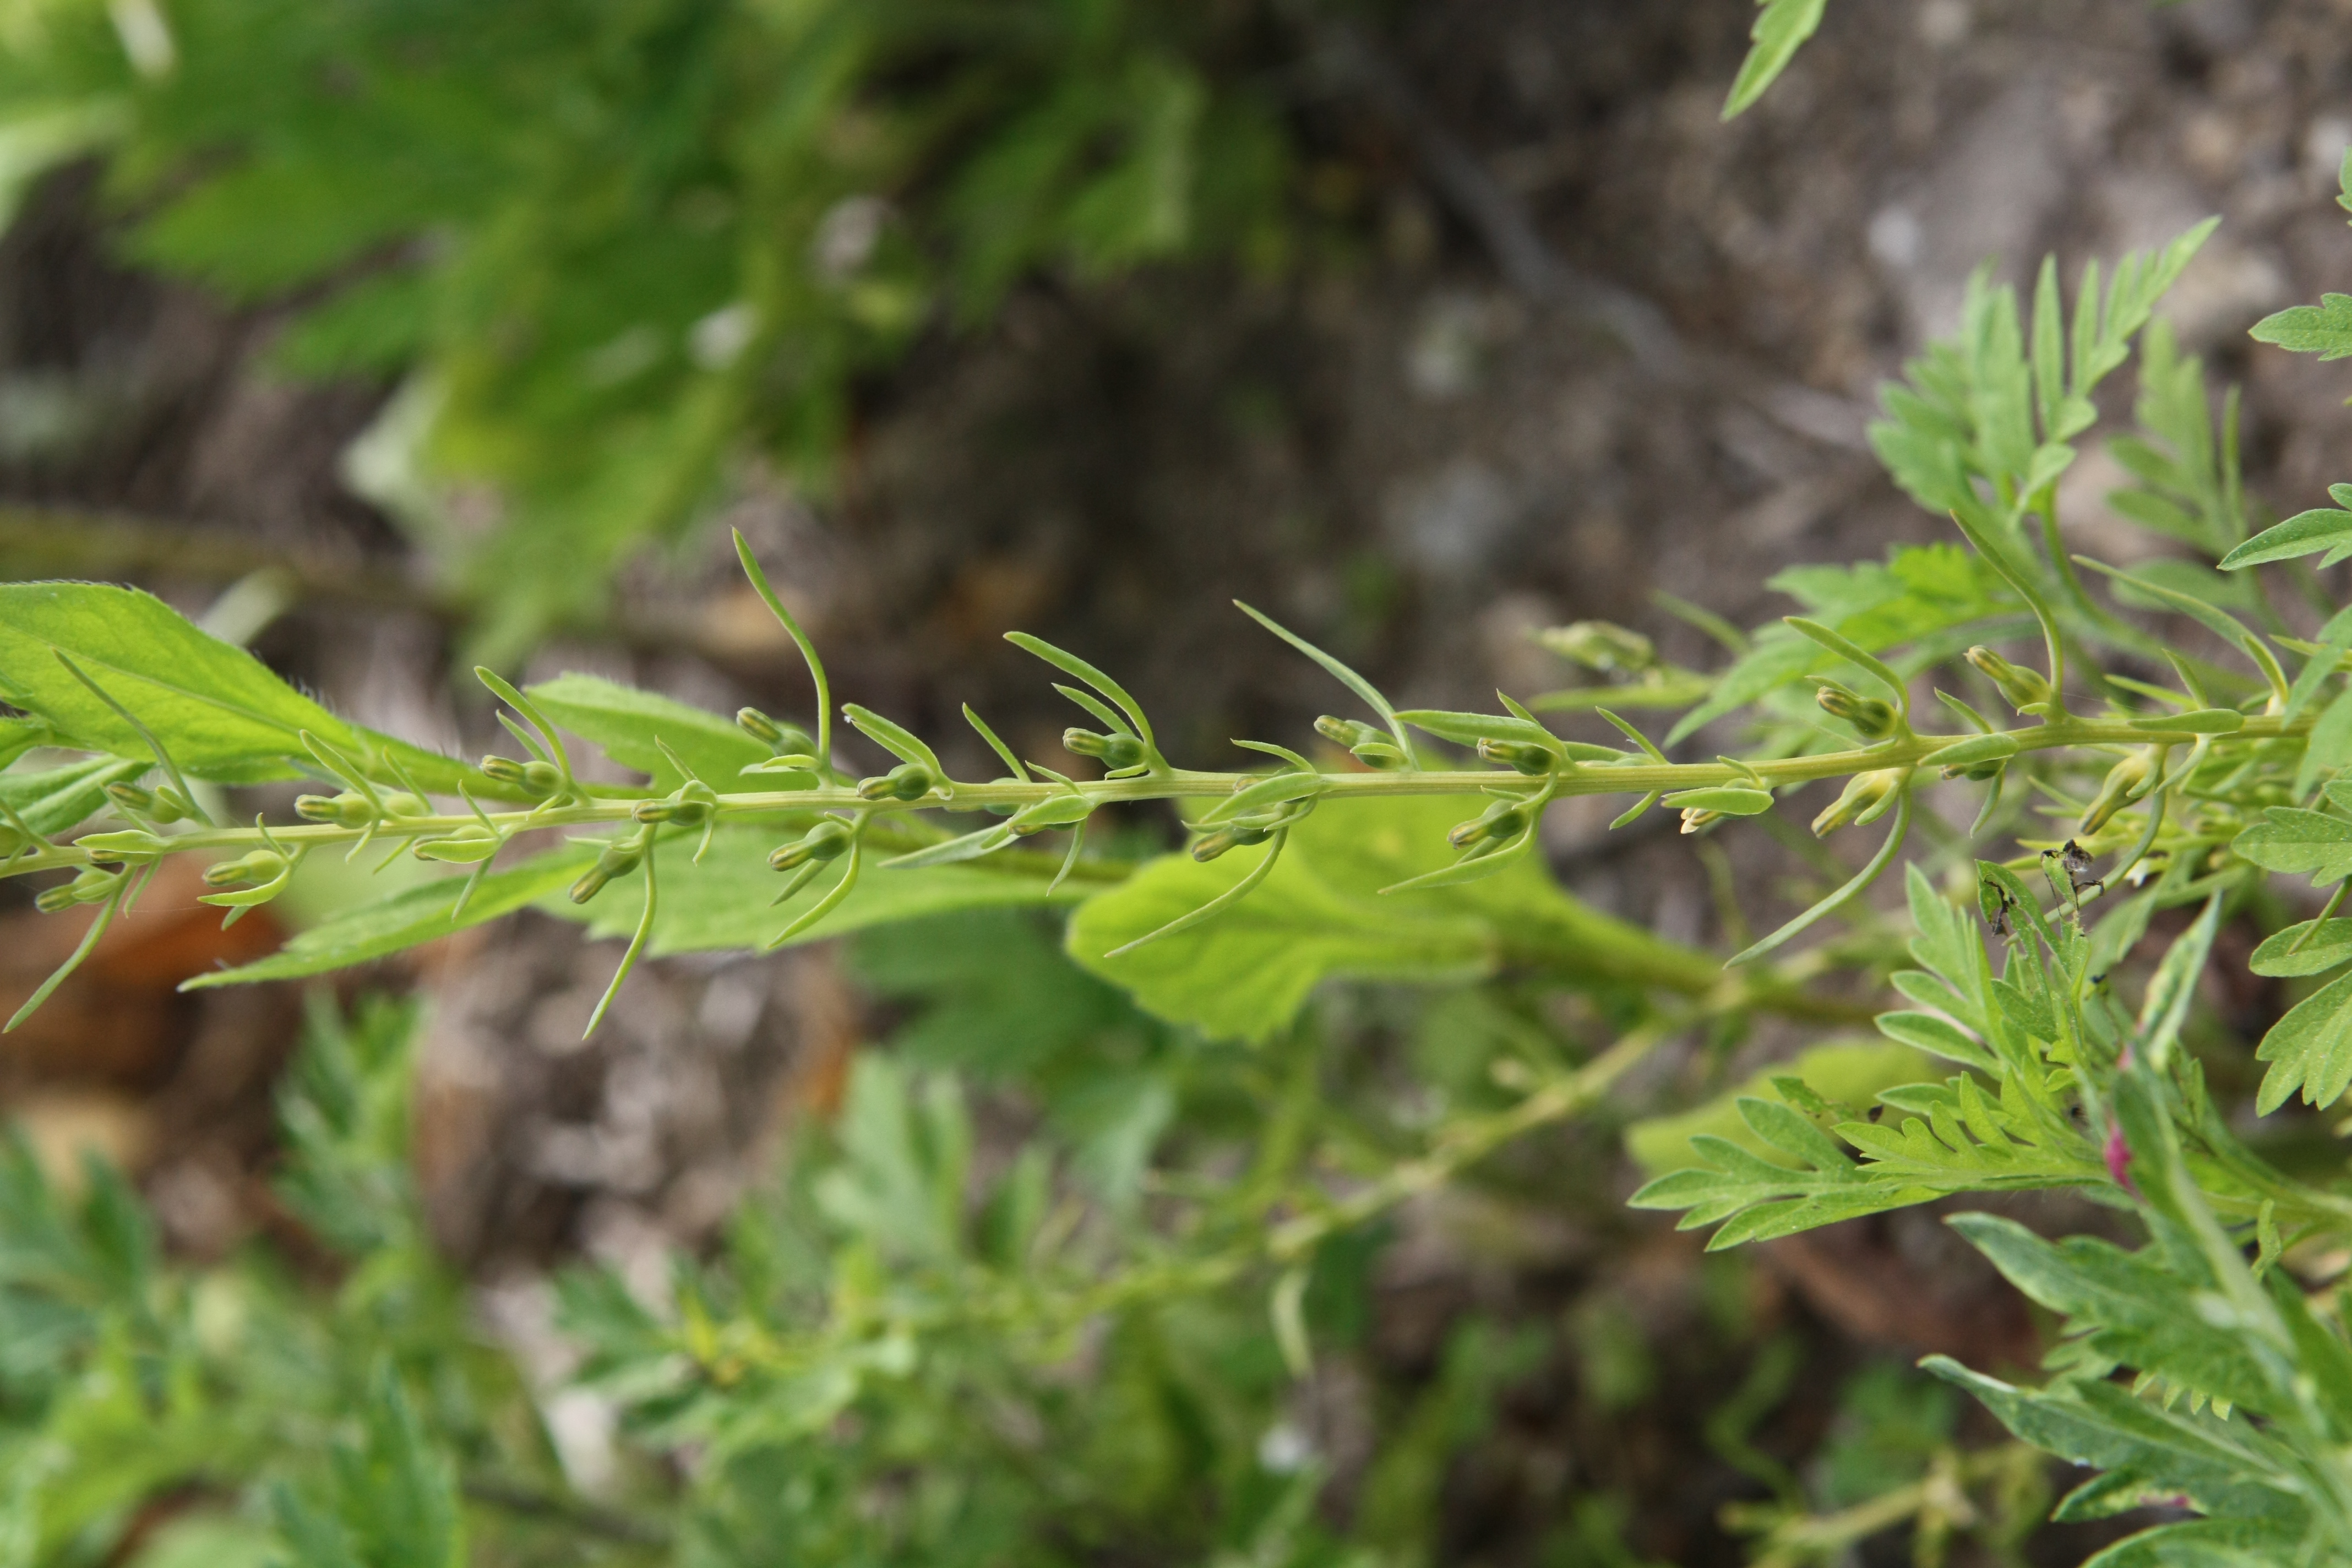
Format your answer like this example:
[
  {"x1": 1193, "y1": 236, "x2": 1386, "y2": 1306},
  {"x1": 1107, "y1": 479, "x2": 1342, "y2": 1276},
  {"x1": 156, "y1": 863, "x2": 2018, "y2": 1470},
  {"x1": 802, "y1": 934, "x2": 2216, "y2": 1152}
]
[
  {"x1": 1103, "y1": 829, "x2": 1290, "y2": 958},
  {"x1": 1660, "y1": 785, "x2": 1773, "y2": 815},
  {"x1": 1727, "y1": 788, "x2": 1912, "y2": 967},
  {"x1": 1, "y1": 756, "x2": 145, "y2": 841},
  {"x1": 1394, "y1": 708, "x2": 1566, "y2": 753},
  {"x1": 528, "y1": 673, "x2": 768, "y2": 790},
  {"x1": 1234, "y1": 601, "x2": 1415, "y2": 767},
  {"x1": 548, "y1": 826, "x2": 1081, "y2": 954},
  {"x1": 1784, "y1": 615, "x2": 1908, "y2": 715},
  {"x1": 2280, "y1": 603, "x2": 2352, "y2": 729},
  {"x1": 1004, "y1": 633, "x2": 1157, "y2": 755},
  {"x1": 0, "y1": 582, "x2": 493, "y2": 793},
  {"x1": 1874, "y1": 1011, "x2": 1999, "y2": 1075},
  {"x1": 1918, "y1": 732, "x2": 2018, "y2": 770},
  {"x1": 2136, "y1": 895, "x2": 2220, "y2": 1071},
  {"x1": 1199, "y1": 770, "x2": 1327, "y2": 826},
  {"x1": 842, "y1": 704, "x2": 944, "y2": 777},
  {"x1": 880, "y1": 783, "x2": 1094, "y2": 871},
  {"x1": 735, "y1": 529, "x2": 832, "y2": 764},
  {"x1": 1720, "y1": 0, "x2": 1826, "y2": 119},
  {"x1": 2076, "y1": 554, "x2": 2290, "y2": 700},
  {"x1": 2132, "y1": 707, "x2": 2242, "y2": 734},
  {"x1": 2218, "y1": 500, "x2": 2352, "y2": 570},
  {"x1": 183, "y1": 843, "x2": 600, "y2": 988}
]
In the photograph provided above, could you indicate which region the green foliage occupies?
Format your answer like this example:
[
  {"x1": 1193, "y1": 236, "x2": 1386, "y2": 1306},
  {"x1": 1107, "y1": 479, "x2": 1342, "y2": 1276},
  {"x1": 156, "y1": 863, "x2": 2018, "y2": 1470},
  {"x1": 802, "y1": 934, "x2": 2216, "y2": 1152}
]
[
  {"x1": 0, "y1": 0, "x2": 1292, "y2": 648},
  {"x1": 1068, "y1": 795, "x2": 1705, "y2": 1042},
  {"x1": 1722, "y1": 0, "x2": 1829, "y2": 119},
  {"x1": 185, "y1": 845, "x2": 600, "y2": 989},
  {"x1": 1869, "y1": 226, "x2": 2214, "y2": 533},
  {"x1": 2250, "y1": 150, "x2": 2352, "y2": 363},
  {"x1": 0, "y1": 582, "x2": 492, "y2": 793},
  {"x1": 12, "y1": 29, "x2": 2352, "y2": 1568}
]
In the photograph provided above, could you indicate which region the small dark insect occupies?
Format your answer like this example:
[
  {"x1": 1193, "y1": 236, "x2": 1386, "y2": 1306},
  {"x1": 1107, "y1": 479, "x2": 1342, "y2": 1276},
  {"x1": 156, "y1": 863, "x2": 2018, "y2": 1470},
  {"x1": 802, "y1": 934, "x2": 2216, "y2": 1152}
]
[
  {"x1": 1982, "y1": 885, "x2": 2014, "y2": 938},
  {"x1": 2045, "y1": 839, "x2": 2104, "y2": 899}
]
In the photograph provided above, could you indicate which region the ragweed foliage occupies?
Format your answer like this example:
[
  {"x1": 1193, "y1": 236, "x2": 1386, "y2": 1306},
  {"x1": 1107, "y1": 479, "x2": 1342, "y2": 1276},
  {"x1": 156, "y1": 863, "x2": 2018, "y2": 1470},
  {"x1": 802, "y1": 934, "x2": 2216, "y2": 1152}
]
[{"x1": 8, "y1": 43, "x2": 2352, "y2": 1568}]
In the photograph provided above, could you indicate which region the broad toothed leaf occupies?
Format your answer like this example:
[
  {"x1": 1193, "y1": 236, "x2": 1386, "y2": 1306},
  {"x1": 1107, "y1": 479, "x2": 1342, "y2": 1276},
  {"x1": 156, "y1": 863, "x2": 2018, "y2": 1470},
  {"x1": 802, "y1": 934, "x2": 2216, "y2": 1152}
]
[{"x1": 0, "y1": 582, "x2": 496, "y2": 794}]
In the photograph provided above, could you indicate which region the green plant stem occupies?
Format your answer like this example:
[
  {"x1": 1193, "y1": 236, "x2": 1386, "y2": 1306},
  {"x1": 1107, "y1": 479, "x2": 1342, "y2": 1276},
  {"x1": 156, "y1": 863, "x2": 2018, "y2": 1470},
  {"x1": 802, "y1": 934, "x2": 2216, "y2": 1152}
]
[
  {"x1": 1261, "y1": 1020, "x2": 1670, "y2": 1260},
  {"x1": 1733, "y1": 1443, "x2": 2038, "y2": 1567},
  {"x1": 19, "y1": 715, "x2": 2314, "y2": 886},
  {"x1": 698, "y1": 1013, "x2": 1678, "y2": 1387}
]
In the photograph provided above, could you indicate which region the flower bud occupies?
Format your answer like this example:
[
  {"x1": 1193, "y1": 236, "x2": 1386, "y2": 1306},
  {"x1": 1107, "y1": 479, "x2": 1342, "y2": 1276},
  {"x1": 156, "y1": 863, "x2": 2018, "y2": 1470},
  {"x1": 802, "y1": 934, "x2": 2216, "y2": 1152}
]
[
  {"x1": 1940, "y1": 759, "x2": 2006, "y2": 782},
  {"x1": 203, "y1": 849, "x2": 290, "y2": 889},
  {"x1": 1810, "y1": 767, "x2": 1907, "y2": 836},
  {"x1": 2080, "y1": 746, "x2": 2160, "y2": 835},
  {"x1": 74, "y1": 829, "x2": 172, "y2": 861},
  {"x1": 1678, "y1": 809, "x2": 1722, "y2": 835},
  {"x1": 1536, "y1": 621, "x2": 1655, "y2": 674},
  {"x1": 481, "y1": 754, "x2": 563, "y2": 795},
  {"x1": 1966, "y1": 647, "x2": 2051, "y2": 713},
  {"x1": 1315, "y1": 717, "x2": 1407, "y2": 769},
  {"x1": 856, "y1": 762, "x2": 937, "y2": 802},
  {"x1": 569, "y1": 837, "x2": 647, "y2": 904},
  {"x1": 633, "y1": 781, "x2": 716, "y2": 827},
  {"x1": 738, "y1": 707, "x2": 814, "y2": 755},
  {"x1": 1448, "y1": 799, "x2": 1528, "y2": 848},
  {"x1": 1476, "y1": 738, "x2": 1557, "y2": 776},
  {"x1": 1191, "y1": 820, "x2": 1277, "y2": 861},
  {"x1": 36, "y1": 867, "x2": 121, "y2": 913},
  {"x1": 1063, "y1": 729, "x2": 1147, "y2": 771},
  {"x1": 296, "y1": 790, "x2": 378, "y2": 827},
  {"x1": 106, "y1": 782, "x2": 191, "y2": 824},
  {"x1": 770, "y1": 818, "x2": 854, "y2": 871},
  {"x1": 1813, "y1": 682, "x2": 1897, "y2": 739},
  {"x1": 1315, "y1": 716, "x2": 1382, "y2": 749}
]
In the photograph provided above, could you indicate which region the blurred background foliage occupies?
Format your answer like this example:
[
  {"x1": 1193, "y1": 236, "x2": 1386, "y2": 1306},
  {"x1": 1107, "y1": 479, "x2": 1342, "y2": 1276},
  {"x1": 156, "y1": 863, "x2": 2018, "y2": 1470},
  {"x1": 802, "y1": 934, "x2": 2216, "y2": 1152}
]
[{"x1": 0, "y1": 0, "x2": 1296, "y2": 652}]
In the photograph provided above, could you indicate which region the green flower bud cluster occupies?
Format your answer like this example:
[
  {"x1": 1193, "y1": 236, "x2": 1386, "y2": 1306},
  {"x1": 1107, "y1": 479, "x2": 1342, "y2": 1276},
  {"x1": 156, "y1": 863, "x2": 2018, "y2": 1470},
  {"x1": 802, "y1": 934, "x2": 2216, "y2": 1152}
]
[
  {"x1": 570, "y1": 832, "x2": 649, "y2": 904},
  {"x1": 1064, "y1": 728, "x2": 1147, "y2": 772},
  {"x1": 482, "y1": 754, "x2": 564, "y2": 795},
  {"x1": 771, "y1": 818, "x2": 853, "y2": 871},
  {"x1": 1966, "y1": 646, "x2": 2052, "y2": 714},
  {"x1": 106, "y1": 781, "x2": 195, "y2": 824},
  {"x1": 1812, "y1": 680, "x2": 1897, "y2": 739},
  {"x1": 36, "y1": 866, "x2": 122, "y2": 913},
  {"x1": 857, "y1": 762, "x2": 937, "y2": 802},
  {"x1": 1313, "y1": 716, "x2": 1408, "y2": 770}
]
